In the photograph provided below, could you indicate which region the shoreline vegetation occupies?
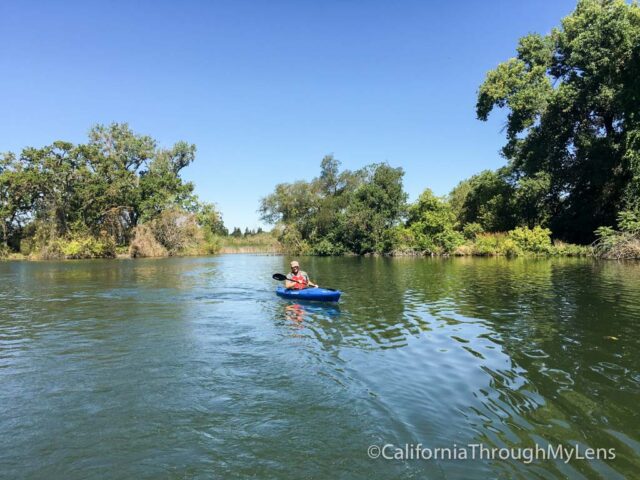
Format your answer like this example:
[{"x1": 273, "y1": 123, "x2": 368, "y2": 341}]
[{"x1": 2, "y1": 1, "x2": 640, "y2": 261}]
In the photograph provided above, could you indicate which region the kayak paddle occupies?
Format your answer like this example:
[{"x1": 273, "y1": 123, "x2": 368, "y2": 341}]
[{"x1": 272, "y1": 273, "x2": 306, "y2": 284}]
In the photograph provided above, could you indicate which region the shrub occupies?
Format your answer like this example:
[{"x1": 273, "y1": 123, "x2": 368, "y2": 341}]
[
  {"x1": 199, "y1": 231, "x2": 222, "y2": 255},
  {"x1": 462, "y1": 222, "x2": 484, "y2": 240},
  {"x1": 470, "y1": 232, "x2": 521, "y2": 256},
  {"x1": 472, "y1": 232, "x2": 506, "y2": 256},
  {"x1": 130, "y1": 209, "x2": 218, "y2": 257},
  {"x1": 19, "y1": 238, "x2": 34, "y2": 256},
  {"x1": 433, "y1": 229, "x2": 465, "y2": 254},
  {"x1": 389, "y1": 226, "x2": 420, "y2": 254},
  {"x1": 129, "y1": 224, "x2": 168, "y2": 257},
  {"x1": 507, "y1": 226, "x2": 552, "y2": 253},
  {"x1": 58, "y1": 235, "x2": 116, "y2": 259},
  {"x1": 279, "y1": 226, "x2": 311, "y2": 255},
  {"x1": 553, "y1": 241, "x2": 592, "y2": 257},
  {"x1": 594, "y1": 226, "x2": 640, "y2": 259},
  {"x1": 151, "y1": 209, "x2": 203, "y2": 254},
  {"x1": 311, "y1": 238, "x2": 345, "y2": 256},
  {"x1": 593, "y1": 211, "x2": 640, "y2": 259},
  {"x1": 453, "y1": 244, "x2": 473, "y2": 256},
  {"x1": 617, "y1": 210, "x2": 640, "y2": 234}
]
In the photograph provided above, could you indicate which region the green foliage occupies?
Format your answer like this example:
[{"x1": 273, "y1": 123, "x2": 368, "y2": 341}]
[
  {"x1": 507, "y1": 226, "x2": 553, "y2": 253},
  {"x1": 451, "y1": 169, "x2": 517, "y2": 232},
  {"x1": 260, "y1": 158, "x2": 406, "y2": 255},
  {"x1": 0, "y1": 123, "x2": 221, "y2": 258},
  {"x1": 552, "y1": 241, "x2": 592, "y2": 257},
  {"x1": 470, "y1": 227, "x2": 587, "y2": 257},
  {"x1": 197, "y1": 202, "x2": 228, "y2": 236},
  {"x1": 477, "y1": 0, "x2": 640, "y2": 242},
  {"x1": 594, "y1": 210, "x2": 640, "y2": 258},
  {"x1": 311, "y1": 238, "x2": 345, "y2": 256},
  {"x1": 462, "y1": 222, "x2": 484, "y2": 240},
  {"x1": 199, "y1": 231, "x2": 222, "y2": 255},
  {"x1": 405, "y1": 189, "x2": 464, "y2": 254},
  {"x1": 472, "y1": 233, "x2": 522, "y2": 257},
  {"x1": 340, "y1": 164, "x2": 407, "y2": 254},
  {"x1": 58, "y1": 235, "x2": 116, "y2": 259},
  {"x1": 279, "y1": 225, "x2": 311, "y2": 255},
  {"x1": 617, "y1": 209, "x2": 640, "y2": 233}
]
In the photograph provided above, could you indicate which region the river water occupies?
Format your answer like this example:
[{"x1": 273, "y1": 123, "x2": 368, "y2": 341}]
[{"x1": 1, "y1": 255, "x2": 639, "y2": 479}]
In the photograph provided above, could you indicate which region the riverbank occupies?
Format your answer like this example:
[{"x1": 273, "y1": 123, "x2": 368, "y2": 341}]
[
  {"x1": 0, "y1": 234, "x2": 606, "y2": 260},
  {"x1": 7, "y1": 228, "x2": 640, "y2": 260}
]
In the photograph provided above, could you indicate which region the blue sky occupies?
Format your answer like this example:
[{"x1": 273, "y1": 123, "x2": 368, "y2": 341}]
[{"x1": 0, "y1": 0, "x2": 577, "y2": 230}]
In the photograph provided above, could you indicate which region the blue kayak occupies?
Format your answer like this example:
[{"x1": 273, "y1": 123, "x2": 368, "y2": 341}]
[{"x1": 276, "y1": 286, "x2": 341, "y2": 302}]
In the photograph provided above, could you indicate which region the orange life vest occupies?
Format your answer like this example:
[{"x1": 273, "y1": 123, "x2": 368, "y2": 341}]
[{"x1": 290, "y1": 273, "x2": 307, "y2": 290}]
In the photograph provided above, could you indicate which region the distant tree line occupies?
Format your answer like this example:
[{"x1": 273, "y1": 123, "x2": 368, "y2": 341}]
[
  {"x1": 260, "y1": 0, "x2": 640, "y2": 258},
  {"x1": 229, "y1": 227, "x2": 264, "y2": 238}
]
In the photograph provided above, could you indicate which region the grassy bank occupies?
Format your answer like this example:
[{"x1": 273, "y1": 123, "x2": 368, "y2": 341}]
[{"x1": 219, "y1": 232, "x2": 283, "y2": 254}]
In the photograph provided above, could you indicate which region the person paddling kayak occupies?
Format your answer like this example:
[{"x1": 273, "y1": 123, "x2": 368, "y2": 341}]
[{"x1": 285, "y1": 261, "x2": 318, "y2": 289}]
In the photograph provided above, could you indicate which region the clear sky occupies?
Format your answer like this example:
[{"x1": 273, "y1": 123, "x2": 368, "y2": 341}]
[{"x1": 0, "y1": 0, "x2": 577, "y2": 230}]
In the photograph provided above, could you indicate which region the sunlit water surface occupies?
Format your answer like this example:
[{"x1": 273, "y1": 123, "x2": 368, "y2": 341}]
[{"x1": 1, "y1": 255, "x2": 639, "y2": 479}]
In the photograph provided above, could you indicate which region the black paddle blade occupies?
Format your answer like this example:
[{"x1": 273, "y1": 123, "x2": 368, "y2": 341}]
[{"x1": 272, "y1": 273, "x2": 287, "y2": 281}]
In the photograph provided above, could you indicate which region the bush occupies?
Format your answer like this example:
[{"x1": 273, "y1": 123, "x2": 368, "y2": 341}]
[
  {"x1": 311, "y1": 238, "x2": 345, "y2": 256},
  {"x1": 130, "y1": 209, "x2": 219, "y2": 257},
  {"x1": 471, "y1": 232, "x2": 522, "y2": 256},
  {"x1": 19, "y1": 238, "x2": 34, "y2": 256},
  {"x1": 617, "y1": 210, "x2": 640, "y2": 234},
  {"x1": 387, "y1": 226, "x2": 418, "y2": 254},
  {"x1": 21, "y1": 221, "x2": 116, "y2": 259},
  {"x1": 129, "y1": 224, "x2": 168, "y2": 257},
  {"x1": 472, "y1": 233, "x2": 506, "y2": 256},
  {"x1": 453, "y1": 244, "x2": 473, "y2": 256},
  {"x1": 151, "y1": 209, "x2": 203, "y2": 254},
  {"x1": 594, "y1": 231, "x2": 640, "y2": 259},
  {"x1": 279, "y1": 226, "x2": 311, "y2": 255},
  {"x1": 462, "y1": 222, "x2": 484, "y2": 240},
  {"x1": 507, "y1": 226, "x2": 552, "y2": 253},
  {"x1": 553, "y1": 241, "x2": 591, "y2": 257},
  {"x1": 433, "y1": 229, "x2": 465, "y2": 254},
  {"x1": 593, "y1": 211, "x2": 640, "y2": 259},
  {"x1": 58, "y1": 235, "x2": 116, "y2": 259}
]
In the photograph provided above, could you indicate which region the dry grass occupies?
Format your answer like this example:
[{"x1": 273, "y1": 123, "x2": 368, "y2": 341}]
[
  {"x1": 220, "y1": 233, "x2": 282, "y2": 254},
  {"x1": 129, "y1": 224, "x2": 168, "y2": 258},
  {"x1": 595, "y1": 233, "x2": 640, "y2": 259}
]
